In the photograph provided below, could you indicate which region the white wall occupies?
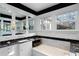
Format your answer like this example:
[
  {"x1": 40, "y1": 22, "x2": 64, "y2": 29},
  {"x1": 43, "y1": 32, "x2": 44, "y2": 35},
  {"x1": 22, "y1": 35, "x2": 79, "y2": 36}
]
[
  {"x1": 31, "y1": 4, "x2": 79, "y2": 50},
  {"x1": 33, "y1": 4, "x2": 79, "y2": 40}
]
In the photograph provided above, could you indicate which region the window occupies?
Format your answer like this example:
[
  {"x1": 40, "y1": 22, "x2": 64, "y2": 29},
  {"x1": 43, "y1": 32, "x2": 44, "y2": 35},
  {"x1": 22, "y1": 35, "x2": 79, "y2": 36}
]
[{"x1": 57, "y1": 11, "x2": 77, "y2": 30}]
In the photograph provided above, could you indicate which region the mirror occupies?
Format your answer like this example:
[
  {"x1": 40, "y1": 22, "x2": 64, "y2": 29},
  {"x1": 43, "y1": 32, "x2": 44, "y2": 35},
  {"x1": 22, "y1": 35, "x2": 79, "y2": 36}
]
[
  {"x1": 40, "y1": 18, "x2": 52, "y2": 31},
  {"x1": 0, "y1": 20, "x2": 1, "y2": 35},
  {"x1": 28, "y1": 18, "x2": 34, "y2": 30},
  {"x1": 0, "y1": 4, "x2": 12, "y2": 35},
  {"x1": 0, "y1": 3, "x2": 29, "y2": 36},
  {"x1": 3, "y1": 20, "x2": 11, "y2": 32},
  {"x1": 15, "y1": 17, "x2": 26, "y2": 34}
]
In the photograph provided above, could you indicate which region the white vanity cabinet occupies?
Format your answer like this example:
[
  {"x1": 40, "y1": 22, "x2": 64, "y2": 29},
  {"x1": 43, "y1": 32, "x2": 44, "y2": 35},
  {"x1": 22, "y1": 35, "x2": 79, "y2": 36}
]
[
  {"x1": 19, "y1": 41, "x2": 32, "y2": 56},
  {"x1": 0, "y1": 44, "x2": 19, "y2": 56},
  {"x1": 0, "y1": 39, "x2": 32, "y2": 56},
  {"x1": 0, "y1": 47, "x2": 8, "y2": 56}
]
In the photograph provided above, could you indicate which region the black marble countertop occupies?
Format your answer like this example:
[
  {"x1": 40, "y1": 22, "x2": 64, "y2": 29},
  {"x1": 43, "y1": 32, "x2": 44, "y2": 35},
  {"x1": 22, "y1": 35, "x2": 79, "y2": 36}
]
[{"x1": 0, "y1": 35, "x2": 79, "y2": 48}]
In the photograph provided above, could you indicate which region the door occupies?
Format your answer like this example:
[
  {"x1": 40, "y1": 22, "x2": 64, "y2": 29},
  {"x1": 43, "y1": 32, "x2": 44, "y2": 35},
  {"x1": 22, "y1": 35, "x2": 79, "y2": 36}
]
[{"x1": 19, "y1": 41, "x2": 32, "y2": 56}]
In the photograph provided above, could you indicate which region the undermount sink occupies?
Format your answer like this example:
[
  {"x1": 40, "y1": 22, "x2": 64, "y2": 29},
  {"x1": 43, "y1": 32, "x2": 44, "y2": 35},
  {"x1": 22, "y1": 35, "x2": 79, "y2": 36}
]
[{"x1": 17, "y1": 39, "x2": 29, "y2": 43}]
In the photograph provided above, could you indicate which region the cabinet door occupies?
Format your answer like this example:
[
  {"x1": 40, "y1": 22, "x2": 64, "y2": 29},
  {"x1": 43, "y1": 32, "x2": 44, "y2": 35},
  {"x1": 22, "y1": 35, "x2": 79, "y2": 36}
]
[
  {"x1": 0, "y1": 47, "x2": 8, "y2": 56},
  {"x1": 19, "y1": 41, "x2": 32, "y2": 56},
  {"x1": 8, "y1": 45, "x2": 19, "y2": 56}
]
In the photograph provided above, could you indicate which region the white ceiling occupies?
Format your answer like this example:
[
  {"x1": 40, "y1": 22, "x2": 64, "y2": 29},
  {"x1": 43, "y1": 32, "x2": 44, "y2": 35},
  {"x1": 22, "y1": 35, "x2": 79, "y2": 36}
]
[
  {"x1": 0, "y1": 4, "x2": 25, "y2": 17},
  {"x1": 22, "y1": 3, "x2": 58, "y2": 12},
  {"x1": 0, "y1": 3, "x2": 58, "y2": 17},
  {"x1": 0, "y1": 3, "x2": 35, "y2": 17}
]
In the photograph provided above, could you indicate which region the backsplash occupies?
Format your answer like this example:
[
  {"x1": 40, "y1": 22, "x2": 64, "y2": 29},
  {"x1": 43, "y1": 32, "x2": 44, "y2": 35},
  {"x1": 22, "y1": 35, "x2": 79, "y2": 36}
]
[{"x1": 35, "y1": 31, "x2": 79, "y2": 40}]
